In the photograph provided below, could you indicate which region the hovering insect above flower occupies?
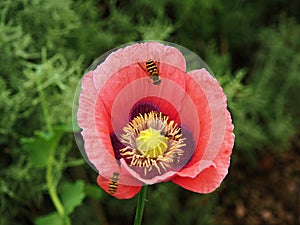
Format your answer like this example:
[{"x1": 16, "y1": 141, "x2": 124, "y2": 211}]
[{"x1": 75, "y1": 41, "x2": 234, "y2": 199}]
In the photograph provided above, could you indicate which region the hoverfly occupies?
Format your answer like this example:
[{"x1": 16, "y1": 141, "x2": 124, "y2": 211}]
[
  {"x1": 108, "y1": 172, "x2": 119, "y2": 195},
  {"x1": 138, "y1": 59, "x2": 161, "y2": 85}
]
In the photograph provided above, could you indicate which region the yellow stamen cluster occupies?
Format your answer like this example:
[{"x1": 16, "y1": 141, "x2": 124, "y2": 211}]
[{"x1": 120, "y1": 111, "x2": 186, "y2": 175}]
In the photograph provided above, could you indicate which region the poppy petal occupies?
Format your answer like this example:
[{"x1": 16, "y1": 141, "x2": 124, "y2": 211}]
[
  {"x1": 174, "y1": 68, "x2": 229, "y2": 178},
  {"x1": 97, "y1": 175, "x2": 142, "y2": 199},
  {"x1": 92, "y1": 42, "x2": 186, "y2": 92},
  {"x1": 78, "y1": 71, "x2": 112, "y2": 163},
  {"x1": 171, "y1": 110, "x2": 234, "y2": 193},
  {"x1": 78, "y1": 71, "x2": 142, "y2": 186}
]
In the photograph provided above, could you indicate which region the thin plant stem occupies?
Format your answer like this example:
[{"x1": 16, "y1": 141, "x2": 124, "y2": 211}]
[
  {"x1": 46, "y1": 132, "x2": 71, "y2": 225},
  {"x1": 47, "y1": 163, "x2": 71, "y2": 225},
  {"x1": 37, "y1": 48, "x2": 70, "y2": 225},
  {"x1": 133, "y1": 185, "x2": 148, "y2": 225}
]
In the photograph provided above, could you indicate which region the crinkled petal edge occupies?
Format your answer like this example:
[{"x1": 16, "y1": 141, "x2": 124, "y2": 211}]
[{"x1": 171, "y1": 110, "x2": 234, "y2": 193}]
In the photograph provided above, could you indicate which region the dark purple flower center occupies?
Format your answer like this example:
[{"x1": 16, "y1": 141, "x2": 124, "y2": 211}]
[
  {"x1": 129, "y1": 101, "x2": 159, "y2": 120},
  {"x1": 110, "y1": 102, "x2": 195, "y2": 179}
]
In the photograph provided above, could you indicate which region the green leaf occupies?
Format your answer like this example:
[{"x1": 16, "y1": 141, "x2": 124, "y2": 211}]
[
  {"x1": 21, "y1": 125, "x2": 70, "y2": 169},
  {"x1": 21, "y1": 129, "x2": 64, "y2": 169},
  {"x1": 34, "y1": 212, "x2": 64, "y2": 225},
  {"x1": 61, "y1": 180, "x2": 85, "y2": 215}
]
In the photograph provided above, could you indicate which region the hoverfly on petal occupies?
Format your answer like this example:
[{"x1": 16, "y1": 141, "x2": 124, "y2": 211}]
[{"x1": 138, "y1": 59, "x2": 161, "y2": 85}]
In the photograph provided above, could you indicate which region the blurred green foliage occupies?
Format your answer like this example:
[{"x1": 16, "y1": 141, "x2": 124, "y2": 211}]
[{"x1": 1, "y1": 0, "x2": 300, "y2": 224}]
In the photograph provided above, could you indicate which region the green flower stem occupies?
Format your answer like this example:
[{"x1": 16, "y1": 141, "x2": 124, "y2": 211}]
[
  {"x1": 46, "y1": 133, "x2": 71, "y2": 225},
  {"x1": 134, "y1": 185, "x2": 148, "y2": 225}
]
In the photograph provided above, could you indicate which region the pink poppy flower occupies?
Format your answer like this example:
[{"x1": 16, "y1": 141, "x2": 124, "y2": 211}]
[{"x1": 76, "y1": 41, "x2": 234, "y2": 199}]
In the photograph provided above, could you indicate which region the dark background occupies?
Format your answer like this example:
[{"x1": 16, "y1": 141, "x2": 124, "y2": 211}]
[{"x1": 1, "y1": 0, "x2": 299, "y2": 224}]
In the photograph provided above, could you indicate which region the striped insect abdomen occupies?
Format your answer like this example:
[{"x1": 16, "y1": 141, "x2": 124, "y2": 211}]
[
  {"x1": 108, "y1": 172, "x2": 119, "y2": 195},
  {"x1": 146, "y1": 59, "x2": 159, "y2": 76},
  {"x1": 145, "y1": 59, "x2": 161, "y2": 85}
]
